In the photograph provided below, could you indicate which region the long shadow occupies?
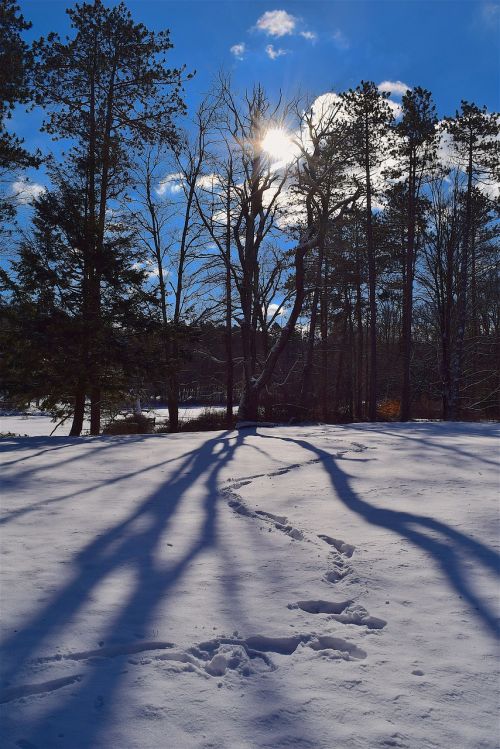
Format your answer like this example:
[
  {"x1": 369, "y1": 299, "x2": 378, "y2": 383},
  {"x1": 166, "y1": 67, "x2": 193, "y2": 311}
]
[
  {"x1": 262, "y1": 431, "x2": 500, "y2": 639},
  {"x1": 2, "y1": 429, "x2": 322, "y2": 748},
  {"x1": 0, "y1": 437, "x2": 77, "y2": 466},
  {"x1": 348, "y1": 422, "x2": 500, "y2": 469},
  {"x1": 1, "y1": 431, "x2": 237, "y2": 746},
  {"x1": 0, "y1": 433, "x2": 157, "y2": 486},
  {"x1": 0, "y1": 442, "x2": 196, "y2": 527}
]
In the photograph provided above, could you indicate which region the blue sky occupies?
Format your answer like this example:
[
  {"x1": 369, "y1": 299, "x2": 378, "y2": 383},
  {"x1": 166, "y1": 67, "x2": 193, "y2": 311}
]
[
  {"x1": 8, "y1": 0, "x2": 499, "y2": 202},
  {"x1": 16, "y1": 1, "x2": 500, "y2": 136}
]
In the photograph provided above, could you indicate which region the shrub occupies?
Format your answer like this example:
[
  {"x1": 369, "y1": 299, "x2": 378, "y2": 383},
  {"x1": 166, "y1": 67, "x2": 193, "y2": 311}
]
[
  {"x1": 180, "y1": 408, "x2": 235, "y2": 432},
  {"x1": 103, "y1": 413, "x2": 155, "y2": 435},
  {"x1": 377, "y1": 399, "x2": 400, "y2": 421}
]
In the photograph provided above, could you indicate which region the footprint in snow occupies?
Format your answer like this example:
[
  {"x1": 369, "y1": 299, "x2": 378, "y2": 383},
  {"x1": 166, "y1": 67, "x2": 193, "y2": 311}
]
[
  {"x1": 227, "y1": 497, "x2": 305, "y2": 541},
  {"x1": 324, "y1": 566, "x2": 351, "y2": 583},
  {"x1": 192, "y1": 632, "x2": 366, "y2": 666},
  {"x1": 290, "y1": 600, "x2": 387, "y2": 629},
  {"x1": 318, "y1": 534, "x2": 356, "y2": 557}
]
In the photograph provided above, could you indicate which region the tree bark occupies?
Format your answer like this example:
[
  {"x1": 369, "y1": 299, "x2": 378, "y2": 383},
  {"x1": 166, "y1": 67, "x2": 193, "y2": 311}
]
[
  {"x1": 299, "y1": 240, "x2": 324, "y2": 415},
  {"x1": 299, "y1": 285, "x2": 320, "y2": 416},
  {"x1": 224, "y1": 240, "x2": 234, "y2": 425},
  {"x1": 400, "y1": 154, "x2": 416, "y2": 422},
  {"x1": 319, "y1": 248, "x2": 329, "y2": 422},
  {"x1": 69, "y1": 383, "x2": 85, "y2": 436},
  {"x1": 449, "y1": 135, "x2": 473, "y2": 420},
  {"x1": 354, "y1": 246, "x2": 364, "y2": 420},
  {"x1": 364, "y1": 121, "x2": 378, "y2": 422}
]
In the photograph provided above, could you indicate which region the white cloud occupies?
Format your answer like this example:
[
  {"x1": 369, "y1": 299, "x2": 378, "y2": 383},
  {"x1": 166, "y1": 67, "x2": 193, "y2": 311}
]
[
  {"x1": 132, "y1": 260, "x2": 169, "y2": 280},
  {"x1": 482, "y1": 2, "x2": 500, "y2": 23},
  {"x1": 386, "y1": 99, "x2": 403, "y2": 118},
  {"x1": 267, "y1": 301, "x2": 288, "y2": 319},
  {"x1": 300, "y1": 30, "x2": 317, "y2": 41},
  {"x1": 265, "y1": 43, "x2": 287, "y2": 60},
  {"x1": 332, "y1": 29, "x2": 349, "y2": 49},
  {"x1": 436, "y1": 119, "x2": 500, "y2": 201},
  {"x1": 307, "y1": 92, "x2": 350, "y2": 130},
  {"x1": 196, "y1": 173, "x2": 223, "y2": 190},
  {"x1": 256, "y1": 9, "x2": 297, "y2": 37},
  {"x1": 156, "y1": 172, "x2": 184, "y2": 196},
  {"x1": 378, "y1": 80, "x2": 410, "y2": 98},
  {"x1": 11, "y1": 179, "x2": 46, "y2": 205},
  {"x1": 230, "y1": 42, "x2": 246, "y2": 60}
]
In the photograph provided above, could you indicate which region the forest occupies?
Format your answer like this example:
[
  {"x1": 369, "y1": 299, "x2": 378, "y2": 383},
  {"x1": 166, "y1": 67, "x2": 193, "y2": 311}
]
[{"x1": 1, "y1": 0, "x2": 499, "y2": 436}]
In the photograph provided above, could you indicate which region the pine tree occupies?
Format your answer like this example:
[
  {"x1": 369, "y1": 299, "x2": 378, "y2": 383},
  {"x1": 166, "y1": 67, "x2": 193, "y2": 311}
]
[
  {"x1": 6, "y1": 166, "x2": 150, "y2": 429},
  {"x1": 31, "y1": 0, "x2": 189, "y2": 433},
  {"x1": 390, "y1": 87, "x2": 437, "y2": 420},
  {"x1": 0, "y1": 0, "x2": 40, "y2": 229},
  {"x1": 342, "y1": 81, "x2": 394, "y2": 421},
  {"x1": 443, "y1": 101, "x2": 499, "y2": 418}
]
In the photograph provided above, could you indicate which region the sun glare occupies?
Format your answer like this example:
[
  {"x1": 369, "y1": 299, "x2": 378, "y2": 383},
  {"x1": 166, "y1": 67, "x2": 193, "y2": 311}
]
[{"x1": 261, "y1": 127, "x2": 296, "y2": 165}]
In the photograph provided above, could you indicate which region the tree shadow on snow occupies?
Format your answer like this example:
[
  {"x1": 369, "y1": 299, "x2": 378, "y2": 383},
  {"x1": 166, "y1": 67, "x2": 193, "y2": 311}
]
[
  {"x1": 264, "y1": 431, "x2": 500, "y2": 640},
  {"x1": 1, "y1": 429, "x2": 321, "y2": 749},
  {"x1": 1, "y1": 431, "x2": 238, "y2": 746}
]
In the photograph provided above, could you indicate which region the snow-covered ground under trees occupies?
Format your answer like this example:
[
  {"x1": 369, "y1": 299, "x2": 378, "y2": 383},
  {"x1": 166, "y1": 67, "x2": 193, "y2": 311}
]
[
  {"x1": 0, "y1": 422, "x2": 499, "y2": 749},
  {"x1": 0, "y1": 406, "x2": 226, "y2": 437}
]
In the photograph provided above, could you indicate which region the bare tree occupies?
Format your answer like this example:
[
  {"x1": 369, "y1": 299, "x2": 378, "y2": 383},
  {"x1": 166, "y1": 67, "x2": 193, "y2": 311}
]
[{"x1": 196, "y1": 82, "x2": 362, "y2": 421}]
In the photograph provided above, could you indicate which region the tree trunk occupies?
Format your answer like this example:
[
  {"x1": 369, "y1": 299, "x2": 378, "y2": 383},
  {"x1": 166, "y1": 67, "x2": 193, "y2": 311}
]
[
  {"x1": 238, "y1": 386, "x2": 260, "y2": 422},
  {"x1": 90, "y1": 385, "x2": 101, "y2": 436},
  {"x1": 449, "y1": 137, "x2": 473, "y2": 420},
  {"x1": 400, "y1": 155, "x2": 416, "y2": 422},
  {"x1": 225, "y1": 260, "x2": 234, "y2": 425},
  {"x1": 299, "y1": 240, "x2": 324, "y2": 414},
  {"x1": 364, "y1": 128, "x2": 377, "y2": 422},
  {"x1": 354, "y1": 246, "x2": 364, "y2": 420},
  {"x1": 299, "y1": 285, "x2": 320, "y2": 416},
  {"x1": 319, "y1": 264, "x2": 329, "y2": 422},
  {"x1": 167, "y1": 371, "x2": 179, "y2": 432},
  {"x1": 69, "y1": 383, "x2": 85, "y2": 436},
  {"x1": 237, "y1": 225, "x2": 322, "y2": 421},
  {"x1": 347, "y1": 296, "x2": 355, "y2": 421},
  {"x1": 333, "y1": 299, "x2": 349, "y2": 415}
]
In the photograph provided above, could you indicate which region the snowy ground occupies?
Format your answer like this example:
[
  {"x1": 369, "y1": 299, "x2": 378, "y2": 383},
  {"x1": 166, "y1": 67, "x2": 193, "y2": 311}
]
[
  {"x1": 0, "y1": 423, "x2": 498, "y2": 749},
  {"x1": 0, "y1": 406, "x2": 226, "y2": 437}
]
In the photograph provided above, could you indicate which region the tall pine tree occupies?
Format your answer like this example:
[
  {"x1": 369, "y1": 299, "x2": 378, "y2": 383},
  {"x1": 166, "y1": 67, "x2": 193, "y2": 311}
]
[
  {"x1": 342, "y1": 81, "x2": 394, "y2": 421},
  {"x1": 391, "y1": 87, "x2": 437, "y2": 420},
  {"x1": 443, "y1": 101, "x2": 499, "y2": 418},
  {"x1": 32, "y1": 0, "x2": 189, "y2": 433}
]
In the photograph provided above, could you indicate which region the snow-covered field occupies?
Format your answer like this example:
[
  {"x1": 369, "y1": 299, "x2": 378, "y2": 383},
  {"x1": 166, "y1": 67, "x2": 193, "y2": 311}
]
[
  {"x1": 0, "y1": 422, "x2": 498, "y2": 749},
  {"x1": 0, "y1": 406, "x2": 226, "y2": 437}
]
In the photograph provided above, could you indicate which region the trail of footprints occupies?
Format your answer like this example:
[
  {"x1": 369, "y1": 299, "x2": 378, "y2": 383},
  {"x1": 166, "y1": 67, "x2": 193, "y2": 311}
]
[
  {"x1": 2, "y1": 446, "x2": 386, "y2": 707},
  {"x1": 224, "y1": 451, "x2": 388, "y2": 662}
]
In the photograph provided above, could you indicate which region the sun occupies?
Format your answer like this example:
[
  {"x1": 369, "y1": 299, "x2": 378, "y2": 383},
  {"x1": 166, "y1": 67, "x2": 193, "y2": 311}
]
[{"x1": 261, "y1": 127, "x2": 296, "y2": 165}]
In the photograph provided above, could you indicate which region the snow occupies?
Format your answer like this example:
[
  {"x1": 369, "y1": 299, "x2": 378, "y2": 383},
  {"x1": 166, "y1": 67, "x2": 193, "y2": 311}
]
[
  {"x1": 0, "y1": 422, "x2": 498, "y2": 749},
  {"x1": 0, "y1": 406, "x2": 226, "y2": 437}
]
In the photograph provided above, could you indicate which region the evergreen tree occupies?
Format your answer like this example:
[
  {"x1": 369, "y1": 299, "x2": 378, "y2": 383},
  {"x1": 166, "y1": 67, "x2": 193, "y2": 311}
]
[
  {"x1": 31, "y1": 0, "x2": 189, "y2": 433},
  {"x1": 4, "y1": 167, "x2": 150, "y2": 429},
  {"x1": 0, "y1": 0, "x2": 40, "y2": 229},
  {"x1": 420, "y1": 172, "x2": 499, "y2": 418},
  {"x1": 390, "y1": 87, "x2": 437, "y2": 420},
  {"x1": 443, "y1": 101, "x2": 499, "y2": 418},
  {"x1": 342, "y1": 81, "x2": 394, "y2": 421}
]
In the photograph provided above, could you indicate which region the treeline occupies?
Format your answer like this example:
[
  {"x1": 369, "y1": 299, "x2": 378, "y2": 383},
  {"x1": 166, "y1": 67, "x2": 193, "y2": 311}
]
[{"x1": 0, "y1": 0, "x2": 498, "y2": 434}]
